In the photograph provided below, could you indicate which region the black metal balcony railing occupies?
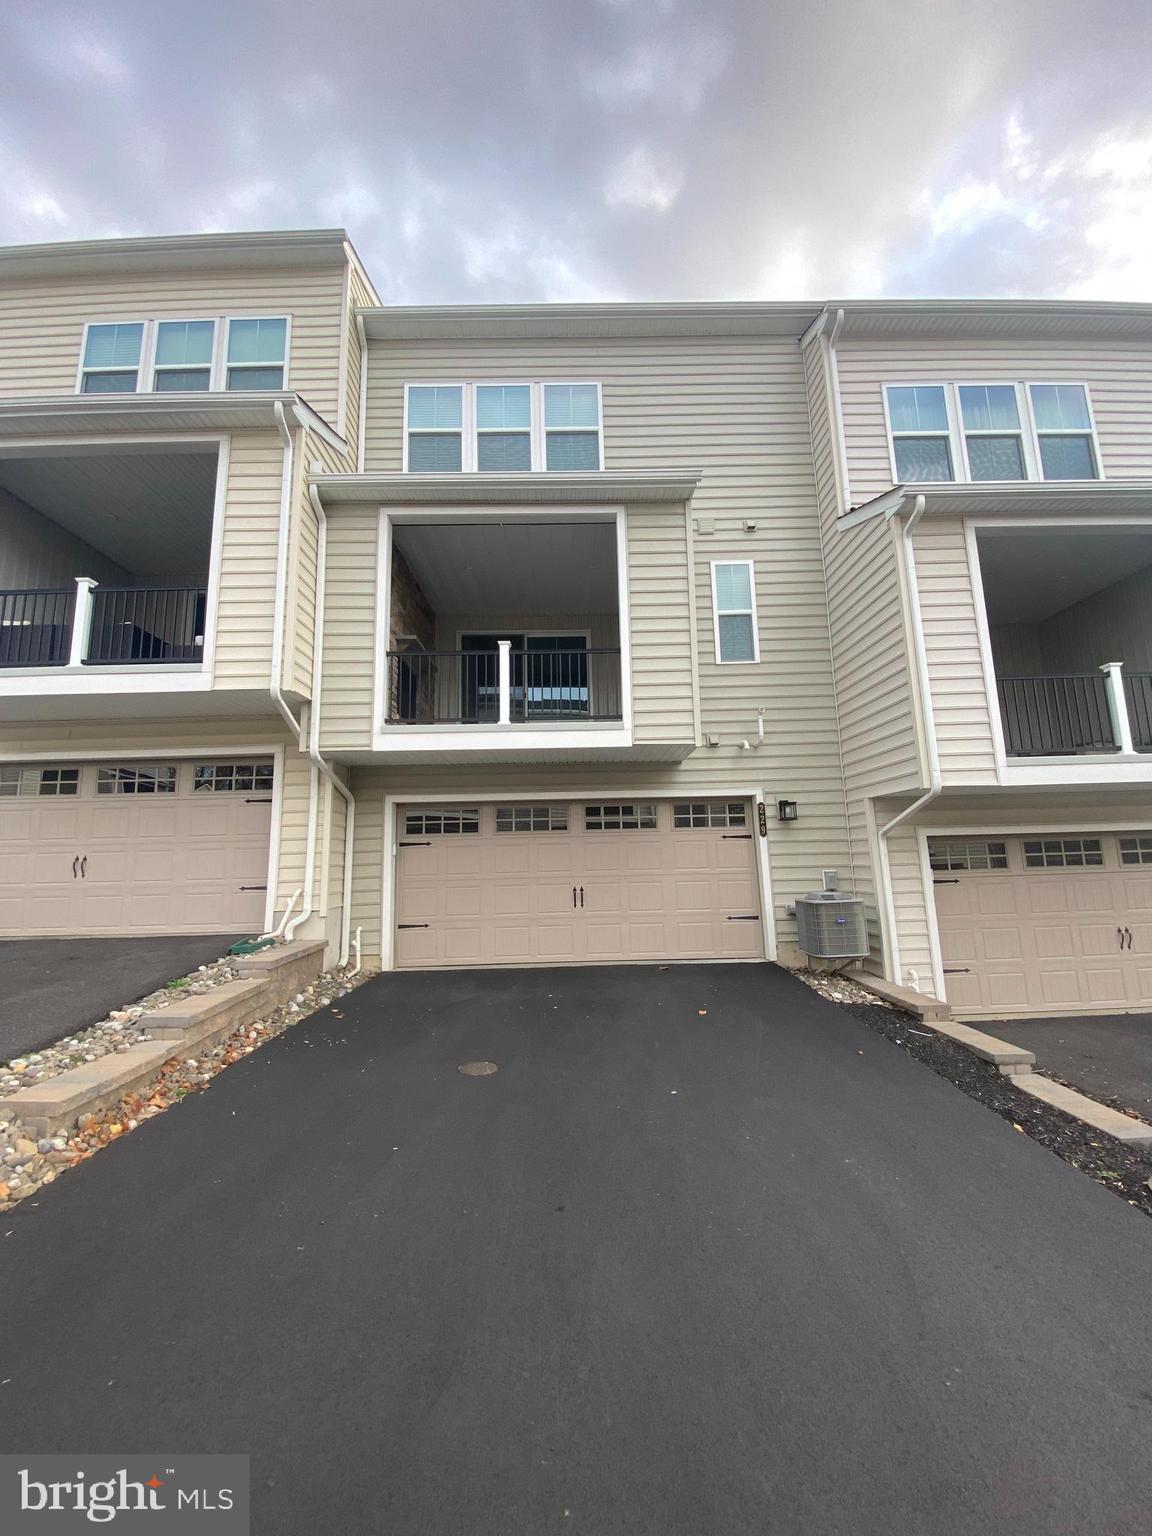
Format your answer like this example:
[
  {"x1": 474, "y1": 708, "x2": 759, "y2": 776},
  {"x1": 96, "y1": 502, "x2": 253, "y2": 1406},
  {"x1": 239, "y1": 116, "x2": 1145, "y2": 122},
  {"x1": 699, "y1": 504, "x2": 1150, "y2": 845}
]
[
  {"x1": 84, "y1": 587, "x2": 207, "y2": 665},
  {"x1": 1124, "y1": 673, "x2": 1152, "y2": 753},
  {"x1": 997, "y1": 674, "x2": 1117, "y2": 757},
  {"x1": 385, "y1": 648, "x2": 623, "y2": 725},
  {"x1": 0, "y1": 588, "x2": 74, "y2": 666}
]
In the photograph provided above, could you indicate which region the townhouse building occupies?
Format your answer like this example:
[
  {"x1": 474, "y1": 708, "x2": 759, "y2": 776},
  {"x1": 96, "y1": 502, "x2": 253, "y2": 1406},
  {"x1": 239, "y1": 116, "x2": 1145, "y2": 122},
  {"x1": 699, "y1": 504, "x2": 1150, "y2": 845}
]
[{"x1": 1, "y1": 231, "x2": 1149, "y2": 1020}]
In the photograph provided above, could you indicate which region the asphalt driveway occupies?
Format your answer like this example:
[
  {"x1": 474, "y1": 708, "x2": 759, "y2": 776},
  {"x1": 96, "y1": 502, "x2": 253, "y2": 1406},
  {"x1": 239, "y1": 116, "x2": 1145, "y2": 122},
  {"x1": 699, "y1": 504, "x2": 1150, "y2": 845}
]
[
  {"x1": 996, "y1": 1013, "x2": 1152, "y2": 1120},
  {"x1": 0, "y1": 935, "x2": 243, "y2": 1061},
  {"x1": 1, "y1": 963, "x2": 1151, "y2": 1535}
]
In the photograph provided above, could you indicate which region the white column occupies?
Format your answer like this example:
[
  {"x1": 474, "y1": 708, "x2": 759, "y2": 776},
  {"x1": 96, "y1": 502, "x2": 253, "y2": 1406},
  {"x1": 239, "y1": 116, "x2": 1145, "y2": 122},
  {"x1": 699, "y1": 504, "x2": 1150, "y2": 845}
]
[
  {"x1": 1100, "y1": 661, "x2": 1134, "y2": 754},
  {"x1": 68, "y1": 577, "x2": 99, "y2": 668},
  {"x1": 497, "y1": 640, "x2": 512, "y2": 725}
]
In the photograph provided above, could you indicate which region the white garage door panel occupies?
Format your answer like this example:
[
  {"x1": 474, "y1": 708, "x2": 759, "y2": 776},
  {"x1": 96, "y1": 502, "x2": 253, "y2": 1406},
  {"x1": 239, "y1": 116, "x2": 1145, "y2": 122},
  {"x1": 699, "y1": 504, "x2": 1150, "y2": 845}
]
[
  {"x1": 932, "y1": 834, "x2": 1152, "y2": 1017},
  {"x1": 0, "y1": 761, "x2": 273, "y2": 937},
  {"x1": 395, "y1": 801, "x2": 763, "y2": 969}
]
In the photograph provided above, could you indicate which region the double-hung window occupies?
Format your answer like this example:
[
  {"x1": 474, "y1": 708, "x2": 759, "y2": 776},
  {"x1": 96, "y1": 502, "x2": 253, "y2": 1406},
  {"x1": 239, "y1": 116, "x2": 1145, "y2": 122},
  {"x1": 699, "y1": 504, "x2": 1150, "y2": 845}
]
[
  {"x1": 711, "y1": 560, "x2": 759, "y2": 664},
  {"x1": 153, "y1": 320, "x2": 215, "y2": 391},
  {"x1": 404, "y1": 382, "x2": 602, "y2": 472},
  {"x1": 80, "y1": 323, "x2": 144, "y2": 393},
  {"x1": 225, "y1": 317, "x2": 287, "y2": 390},
  {"x1": 884, "y1": 381, "x2": 1101, "y2": 483}
]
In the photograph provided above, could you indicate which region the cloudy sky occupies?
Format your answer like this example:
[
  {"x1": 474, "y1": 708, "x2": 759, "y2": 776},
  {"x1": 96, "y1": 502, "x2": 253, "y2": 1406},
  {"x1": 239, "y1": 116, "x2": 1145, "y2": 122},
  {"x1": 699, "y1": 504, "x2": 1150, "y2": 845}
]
[{"x1": 2, "y1": 0, "x2": 1151, "y2": 303}]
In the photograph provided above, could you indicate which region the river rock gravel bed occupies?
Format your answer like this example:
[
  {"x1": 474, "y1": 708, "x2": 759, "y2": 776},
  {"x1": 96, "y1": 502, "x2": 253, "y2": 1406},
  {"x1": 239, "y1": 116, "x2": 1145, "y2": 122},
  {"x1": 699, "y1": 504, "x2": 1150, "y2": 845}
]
[
  {"x1": 0, "y1": 955, "x2": 243, "y2": 1096},
  {"x1": 0, "y1": 965, "x2": 372, "y2": 1212}
]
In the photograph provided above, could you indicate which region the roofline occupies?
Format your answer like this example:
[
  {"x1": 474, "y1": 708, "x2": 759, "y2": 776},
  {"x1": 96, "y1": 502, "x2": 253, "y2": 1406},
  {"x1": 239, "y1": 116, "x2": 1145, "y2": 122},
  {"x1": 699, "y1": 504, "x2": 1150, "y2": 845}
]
[
  {"x1": 840, "y1": 479, "x2": 1152, "y2": 528},
  {"x1": 358, "y1": 302, "x2": 823, "y2": 342},
  {"x1": 310, "y1": 469, "x2": 702, "y2": 506},
  {"x1": 0, "y1": 228, "x2": 353, "y2": 280}
]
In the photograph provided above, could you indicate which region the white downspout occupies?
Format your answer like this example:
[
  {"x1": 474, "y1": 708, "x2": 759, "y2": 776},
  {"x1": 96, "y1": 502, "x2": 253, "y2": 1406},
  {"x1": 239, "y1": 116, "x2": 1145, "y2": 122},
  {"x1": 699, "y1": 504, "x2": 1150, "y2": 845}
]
[
  {"x1": 876, "y1": 494, "x2": 941, "y2": 990},
  {"x1": 271, "y1": 401, "x2": 305, "y2": 744}
]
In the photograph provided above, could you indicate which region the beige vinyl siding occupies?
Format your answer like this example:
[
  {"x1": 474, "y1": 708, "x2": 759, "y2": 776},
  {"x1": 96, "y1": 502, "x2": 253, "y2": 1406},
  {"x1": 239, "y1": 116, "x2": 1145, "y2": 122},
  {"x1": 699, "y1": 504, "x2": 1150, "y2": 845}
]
[
  {"x1": 885, "y1": 818, "x2": 937, "y2": 994},
  {"x1": 0, "y1": 267, "x2": 346, "y2": 421},
  {"x1": 213, "y1": 431, "x2": 284, "y2": 687},
  {"x1": 1038, "y1": 563, "x2": 1152, "y2": 673},
  {"x1": 629, "y1": 504, "x2": 697, "y2": 746},
  {"x1": 319, "y1": 508, "x2": 379, "y2": 752},
  {"x1": 802, "y1": 331, "x2": 922, "y2": 968},
  {"x1": 838, "y1": 336, "x2": 1152, "y2": 503},
  {"x1": 913, "y1": 517, "x2": 999, "y2": 783},
  {"x1": 0, "y1": 486, "x2": 129, "y2": 588},
  {"x1": 343, "y1": 263, "x2": 376, "y2": 464}
]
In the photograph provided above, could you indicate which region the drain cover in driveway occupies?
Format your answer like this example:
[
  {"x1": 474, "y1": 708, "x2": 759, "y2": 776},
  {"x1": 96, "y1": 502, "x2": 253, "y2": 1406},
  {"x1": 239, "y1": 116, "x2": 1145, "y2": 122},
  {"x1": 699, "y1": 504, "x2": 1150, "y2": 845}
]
[{"x1": 458, "y1": 1061, "x2": 499, "y2": 1076}]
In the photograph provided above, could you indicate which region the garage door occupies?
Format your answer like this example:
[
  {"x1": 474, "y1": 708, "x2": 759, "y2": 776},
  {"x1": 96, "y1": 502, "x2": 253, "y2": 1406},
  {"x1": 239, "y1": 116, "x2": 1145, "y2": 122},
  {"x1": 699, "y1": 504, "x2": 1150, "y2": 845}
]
[
  {"x1": 0, "y1": 759, "x2": 274, "y2": 937},
  {"x1": 930, "y1": 833, "x2": 1152, "y2": 1016},
  {"x1": 395, "y1": 799, "x2": 764, "y2": 968}
]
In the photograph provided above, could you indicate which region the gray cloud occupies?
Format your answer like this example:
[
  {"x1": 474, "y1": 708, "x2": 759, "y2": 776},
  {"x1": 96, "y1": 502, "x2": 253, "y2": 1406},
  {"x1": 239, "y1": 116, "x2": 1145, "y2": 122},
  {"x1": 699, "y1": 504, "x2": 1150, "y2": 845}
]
[{"x1": 1, "y1": 0, "x2": 1150, "y2": 300}]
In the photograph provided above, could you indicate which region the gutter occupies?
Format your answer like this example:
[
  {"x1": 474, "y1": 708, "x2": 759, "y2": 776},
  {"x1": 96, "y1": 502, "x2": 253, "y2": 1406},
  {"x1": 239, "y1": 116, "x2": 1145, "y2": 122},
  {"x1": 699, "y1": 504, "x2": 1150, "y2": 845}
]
[{"x1": 876, "y1": 494, "x2": 941, "y2": 989}]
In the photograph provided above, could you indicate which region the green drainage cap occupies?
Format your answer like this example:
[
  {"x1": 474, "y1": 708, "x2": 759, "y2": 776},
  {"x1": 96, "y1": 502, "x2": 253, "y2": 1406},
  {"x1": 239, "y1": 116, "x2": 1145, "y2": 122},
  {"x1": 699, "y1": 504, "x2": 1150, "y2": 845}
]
[{"x1": 228, "y1": 937, "x2": 278, "y2": 956}]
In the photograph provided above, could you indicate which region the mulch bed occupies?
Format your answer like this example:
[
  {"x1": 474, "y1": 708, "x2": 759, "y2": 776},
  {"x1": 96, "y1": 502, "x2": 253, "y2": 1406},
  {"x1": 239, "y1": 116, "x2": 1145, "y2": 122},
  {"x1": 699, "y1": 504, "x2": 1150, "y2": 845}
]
[{"x1": 841, "y1": 1000, "x2": 1152, "y2": 1219}]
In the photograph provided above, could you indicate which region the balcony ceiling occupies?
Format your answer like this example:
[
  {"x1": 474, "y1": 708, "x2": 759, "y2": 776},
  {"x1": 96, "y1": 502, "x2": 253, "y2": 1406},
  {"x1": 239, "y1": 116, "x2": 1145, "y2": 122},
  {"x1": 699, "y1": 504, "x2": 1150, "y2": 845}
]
[
  {"x1": 0, "y1": 447, "x2": 216, "y2": 577},
  {"x1": 394, "y1": 521, "x2": 617, "y2": 612},
  {"x1": 979, "y1": 528, "x2": 1152, "y2": 623}
]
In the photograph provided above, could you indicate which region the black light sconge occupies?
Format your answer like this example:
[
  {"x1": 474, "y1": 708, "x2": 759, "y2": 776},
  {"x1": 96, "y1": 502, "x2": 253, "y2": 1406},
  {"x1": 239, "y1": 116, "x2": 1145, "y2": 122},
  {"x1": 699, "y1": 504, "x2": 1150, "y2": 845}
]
[{"x1": 777, "y1": 799, "x2": 799, "y2": 823}]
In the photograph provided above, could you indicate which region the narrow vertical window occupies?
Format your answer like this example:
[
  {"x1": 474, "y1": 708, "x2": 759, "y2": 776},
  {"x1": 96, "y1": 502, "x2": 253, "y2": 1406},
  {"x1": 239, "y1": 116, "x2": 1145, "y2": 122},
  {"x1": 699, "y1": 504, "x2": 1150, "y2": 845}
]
[
  {"x1": 406, "y1": 386, "x2": 463, "y2": 470},
  {"x1": 80, "y1": 322, "x2": 143, "y2": 393},
  {"x1": 544, "y1": 383, "x2": 601, "y2": 470},
  {"x1": 958, "y1": 385, "x2": 1026, "y2": 480},
  {"x1": 886, "y1": 385, "x2": 953, "y2": 481},
  {"x1": 475, "y1": 384, "x2": 531, "y2": 471},
  {"x1": 225, "y1": 317, "x2": 287, "y2": 390},
  {"x1": 1028, "y1": 385, "x2": 1099, "y2": 480},
  {"x1": 153, "y1": 320, "x2": 215, "y2": 391},
  {"x1": 711, "y1": 561, "x2": 759, "y2": 663}
]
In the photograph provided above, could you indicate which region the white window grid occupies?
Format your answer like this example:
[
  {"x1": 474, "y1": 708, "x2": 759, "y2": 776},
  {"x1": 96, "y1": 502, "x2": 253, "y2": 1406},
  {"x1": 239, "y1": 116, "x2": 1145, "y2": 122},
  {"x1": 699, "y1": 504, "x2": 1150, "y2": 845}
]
[
  {"x1": 495, "y1": 805, "x2": 570, "y2": 833},
  {"x1": 584, "y1": 803, "x2": 658, "y2": 831},
  {"x1": 928, "y1": 840, "x2": 1009, "y2": 872},
  {"x1": 405, "y1": 809, "x2": 481, "y2": 835},
  {"x1": 403, "y1": 381, "x2": 603, "y2": 472},
  {"x1": 97, "y1": 765, "x2": 177, "y2": 795},
  {"x1": 672, "y1": 801, "x2": 748, "y2": 829},
  {"x1": 0, "y1": 765, "x2": 80, "y2": 797},
  {"x1": 710, "y1": 560, "x2": 761, "y2": 665},
  {"x1": 1022, "y1": 837, "x2": 1104, "y2": 868},
  {"x1": 76, "y1": 315, "x2": 290, "y2": 395},
  {"x1": 882, "y1": 381, "x2": 1103, "y2": 484},
  {"x1": 193, "y1": 762, "x2": 275, "y2": 793},
  {"x1": 1118, "y1": 836, "x2": 1152, "y2": 866}
]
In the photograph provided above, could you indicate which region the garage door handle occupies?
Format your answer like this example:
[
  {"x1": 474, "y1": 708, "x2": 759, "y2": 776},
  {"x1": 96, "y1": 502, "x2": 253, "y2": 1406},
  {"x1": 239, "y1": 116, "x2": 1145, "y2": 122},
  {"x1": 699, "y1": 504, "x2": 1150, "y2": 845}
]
[
  {"x1": 72, "y1": 855, "x2": 79, "y2": 879},
  {"x1": 79, "y1": 856, "x2": 87, "y2": 879},
  {"x1": 1126, "y1": 926, "x2": 1134, "y2": 949}
]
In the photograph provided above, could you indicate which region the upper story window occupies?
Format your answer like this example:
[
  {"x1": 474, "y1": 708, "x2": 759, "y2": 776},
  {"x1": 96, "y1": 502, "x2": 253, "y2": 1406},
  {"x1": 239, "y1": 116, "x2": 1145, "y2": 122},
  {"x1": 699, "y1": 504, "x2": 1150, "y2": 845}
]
[
  {"x1": 80, "y1": 323, "x2": 144, "y2": 393},
  {"x1": 710, "y1": 560, "x2": 760, "y2": 664},
  {"x1": 884, "y1": 382, "x2": 1100, "y2": 484},
  {"x1": 404, "y1": 382, "x2": 602, "y2": 472},
  {"x1": 77, "y1": 316, "x2": 288, "y2": 395}
]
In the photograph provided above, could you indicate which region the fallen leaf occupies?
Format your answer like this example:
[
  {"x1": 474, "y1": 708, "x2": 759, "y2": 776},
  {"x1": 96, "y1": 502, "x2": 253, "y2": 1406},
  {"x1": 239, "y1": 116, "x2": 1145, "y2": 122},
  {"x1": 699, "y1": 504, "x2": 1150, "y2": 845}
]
[{"x1": 1013, "y1": 1123, "x2": 1024, "y2": 1133}]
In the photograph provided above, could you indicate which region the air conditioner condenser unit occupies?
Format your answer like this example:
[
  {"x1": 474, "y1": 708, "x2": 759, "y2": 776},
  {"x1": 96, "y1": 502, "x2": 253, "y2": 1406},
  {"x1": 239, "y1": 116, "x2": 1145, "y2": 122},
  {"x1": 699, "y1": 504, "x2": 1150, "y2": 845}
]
[{"x1": 794, "y1": 891, "x2": 868, "y2": 960}]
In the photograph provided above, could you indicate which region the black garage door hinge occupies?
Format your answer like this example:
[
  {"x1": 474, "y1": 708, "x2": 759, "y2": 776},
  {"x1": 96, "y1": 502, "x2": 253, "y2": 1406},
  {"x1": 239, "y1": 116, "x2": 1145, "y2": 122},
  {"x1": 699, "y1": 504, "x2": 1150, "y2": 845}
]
[
  {"x1": 933, "y1": 878, "x2": 961, "y2": 885},
  {"x1": 397, "y1": 923, "x2": 430, "y2": 930},
  {"x1": 943, "y1": 967, "x2": 971, "y2": 974},
  {"x1": 245, "y1": 797, "x2": 274, "y2": 803},
  {"x1": 722, "y1": 833, "x2": 753, "y2": 840},
  {"x1": 240, "y1": 885, "x2": 268, "y2": 892},
  {"x1": 727, "y1": 914, "x2": 761, "y2": 921},
  {"x1": 399, "y1": 841, "x2": 431, "y2": 848}
]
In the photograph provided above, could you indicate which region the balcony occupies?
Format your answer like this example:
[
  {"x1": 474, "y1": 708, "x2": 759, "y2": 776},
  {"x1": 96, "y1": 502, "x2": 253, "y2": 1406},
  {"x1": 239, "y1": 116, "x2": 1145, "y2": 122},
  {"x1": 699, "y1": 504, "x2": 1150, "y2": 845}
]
[
  {"x1": 977, "y1": 525, "x2": 1152, "y2": 774},
  {"x1": 385, "y1": 644, "x2": 623, "y2": 726},
  {"x1": 0, "y1": 582, "x2": 206, "y2": 669}
]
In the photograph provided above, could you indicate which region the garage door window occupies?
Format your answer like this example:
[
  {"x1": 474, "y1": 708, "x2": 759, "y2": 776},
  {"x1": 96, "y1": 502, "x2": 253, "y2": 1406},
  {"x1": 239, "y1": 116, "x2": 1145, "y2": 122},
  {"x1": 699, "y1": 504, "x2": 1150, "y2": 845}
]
[
  {"x1": 584, "y1": 803, "x2": 657, "y2": 831},
  {"x1": 1119, "y1": 836, "x2": 1152, "y2": 865},
  {"x1": 1023, "y1": 837, "x2": 1104, "y2": 868},
  {"x1": 97, "y1": 765, "x2": 177, "y2": 795},
  {"x1": 0, "y1": 766, "x2": 80, "y2": 797},
  {"x1": 405, "y1": 809, "x2": 480, "y2": 835},
  {"x1": 929, "y1": 840, "x2": 1009, "y2": 872},
  {"x1": 495, "y1": 805, "x2": 569, "y2": 832},
  {"x1": 193, "y1": 761, "x2": 275, "y2": 792},
  {"x1": 673, "y1": 801, "x2": 747, "y2": 829}
]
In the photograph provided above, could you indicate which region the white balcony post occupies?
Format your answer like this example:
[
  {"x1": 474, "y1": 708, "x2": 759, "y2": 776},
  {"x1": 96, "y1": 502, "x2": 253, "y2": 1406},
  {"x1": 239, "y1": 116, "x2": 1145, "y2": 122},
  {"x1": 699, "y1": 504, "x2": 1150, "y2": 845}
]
[
  {"x1": 497, "y1": 639, "x2": 512, "y2": 725},
  {"x1": 1100, "y1": 661, "x2": 1135, "y2": 754},
  {"x1": 68, "y1": 577, "x2": 99, "y2": 668}
]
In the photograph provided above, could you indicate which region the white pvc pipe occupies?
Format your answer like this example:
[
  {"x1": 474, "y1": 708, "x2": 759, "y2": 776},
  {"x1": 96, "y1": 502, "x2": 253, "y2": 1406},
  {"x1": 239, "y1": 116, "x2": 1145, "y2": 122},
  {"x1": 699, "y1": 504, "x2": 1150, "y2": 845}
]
[
  {"x1": 259, "y1": 887, "x2": 302, "y2": 942},
  {"x1": 348, "y1": 927, "x2": 363, "y2": 978}
]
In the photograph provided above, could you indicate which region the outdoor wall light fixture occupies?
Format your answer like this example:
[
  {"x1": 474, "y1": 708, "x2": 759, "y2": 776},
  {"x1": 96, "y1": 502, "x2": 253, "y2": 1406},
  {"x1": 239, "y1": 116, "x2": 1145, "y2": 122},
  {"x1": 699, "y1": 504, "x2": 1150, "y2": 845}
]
[{"x1": 777, "y1": 799, "x2": 799, "y2": 822}]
